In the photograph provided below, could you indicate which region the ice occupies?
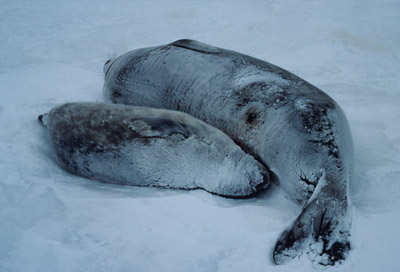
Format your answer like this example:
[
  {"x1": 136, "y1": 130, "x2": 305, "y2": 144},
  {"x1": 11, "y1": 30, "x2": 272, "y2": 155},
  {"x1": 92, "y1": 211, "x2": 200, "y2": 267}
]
[{"x1": 1, "y1": 1, "x2": 399, "y2": 271}]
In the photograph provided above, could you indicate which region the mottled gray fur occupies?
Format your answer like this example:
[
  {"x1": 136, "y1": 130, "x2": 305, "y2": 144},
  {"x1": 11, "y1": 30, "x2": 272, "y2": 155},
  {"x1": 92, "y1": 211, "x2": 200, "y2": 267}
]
[
  {"x1": 40, "y1": 102, "x2": 269, "y2": 197},
  {"x1": 103, "y1": 39, "x2": 354, "y2": 265}
]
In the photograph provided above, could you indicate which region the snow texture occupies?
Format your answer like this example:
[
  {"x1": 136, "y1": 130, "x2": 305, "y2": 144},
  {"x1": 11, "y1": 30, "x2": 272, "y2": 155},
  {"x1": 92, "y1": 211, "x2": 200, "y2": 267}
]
[{"x1": 1, "y1": 1, "x2": 399, "y2": 271}]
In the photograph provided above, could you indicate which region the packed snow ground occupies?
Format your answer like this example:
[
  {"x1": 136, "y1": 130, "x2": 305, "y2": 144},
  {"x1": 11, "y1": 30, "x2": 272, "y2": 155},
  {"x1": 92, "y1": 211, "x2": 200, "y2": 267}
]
[{"x1": 1, "y1": 1, "x2": 399, "y2": 271}]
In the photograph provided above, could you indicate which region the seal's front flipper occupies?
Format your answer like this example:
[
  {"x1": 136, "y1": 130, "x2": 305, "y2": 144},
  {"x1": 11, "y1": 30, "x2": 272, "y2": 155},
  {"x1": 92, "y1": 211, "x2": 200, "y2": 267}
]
[{"x1": 273, "y1": 188, "x2": 351, "y2": 265}]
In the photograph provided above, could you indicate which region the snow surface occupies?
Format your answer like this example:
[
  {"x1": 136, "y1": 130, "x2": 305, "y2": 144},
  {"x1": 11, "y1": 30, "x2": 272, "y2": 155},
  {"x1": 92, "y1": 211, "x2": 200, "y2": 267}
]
[{"x1": 1, "y1": 0, "x2": 399, "y2": 271}]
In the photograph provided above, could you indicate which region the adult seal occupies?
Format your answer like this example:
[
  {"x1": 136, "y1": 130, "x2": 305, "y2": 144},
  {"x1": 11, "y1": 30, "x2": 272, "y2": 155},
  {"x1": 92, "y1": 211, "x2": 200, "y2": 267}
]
[
  {"x1": 39, "y1": 102, "x2": 269, "y2": 197},
  {"x1": 103, "y1": 39, "x2": 354, "y2": 265}
]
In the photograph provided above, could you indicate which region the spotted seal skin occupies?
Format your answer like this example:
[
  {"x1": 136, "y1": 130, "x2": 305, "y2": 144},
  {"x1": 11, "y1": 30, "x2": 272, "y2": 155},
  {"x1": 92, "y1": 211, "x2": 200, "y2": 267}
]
[
  {"x1": 39, "y1": 102, "x2": 270, "y2": 197},
  {"x1": 103, "y1": 39, "x2": 354, "y2": 265}
]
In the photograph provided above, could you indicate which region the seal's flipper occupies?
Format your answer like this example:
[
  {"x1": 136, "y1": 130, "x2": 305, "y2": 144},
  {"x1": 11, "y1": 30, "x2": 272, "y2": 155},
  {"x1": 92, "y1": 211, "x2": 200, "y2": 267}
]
[
  {"x1": 170, "y1": 39, "x2": 221, "y2": 54},
  {"x1": 273, "y1": 191, "x2": 351, "y2": 266}
]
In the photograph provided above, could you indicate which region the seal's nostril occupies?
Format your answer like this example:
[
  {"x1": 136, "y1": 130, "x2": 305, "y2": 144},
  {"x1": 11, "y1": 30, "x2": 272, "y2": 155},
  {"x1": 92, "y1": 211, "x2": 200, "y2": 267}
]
[{"x1": 38, "y1": 113, "x2": 48, "y2": 127}]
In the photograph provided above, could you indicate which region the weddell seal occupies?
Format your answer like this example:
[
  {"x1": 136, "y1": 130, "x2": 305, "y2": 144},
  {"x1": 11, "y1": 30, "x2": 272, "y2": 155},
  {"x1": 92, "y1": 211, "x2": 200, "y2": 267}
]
[
  {"x1": 101, "y1": 39, "x2": 354, "y2": 265},
  {"x1": 38, "y1": 102, "x2": 269, "y2": 197}
]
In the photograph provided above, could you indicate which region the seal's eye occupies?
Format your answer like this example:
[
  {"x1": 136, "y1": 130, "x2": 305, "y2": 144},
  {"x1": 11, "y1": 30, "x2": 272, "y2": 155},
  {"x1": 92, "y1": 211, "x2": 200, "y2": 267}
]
[
  {"x1": 105, "y1": 60, "x2": 111, "y2": 65},
  {"x1": 246, "y1": 112, "x2": 258, "y2": 124}
]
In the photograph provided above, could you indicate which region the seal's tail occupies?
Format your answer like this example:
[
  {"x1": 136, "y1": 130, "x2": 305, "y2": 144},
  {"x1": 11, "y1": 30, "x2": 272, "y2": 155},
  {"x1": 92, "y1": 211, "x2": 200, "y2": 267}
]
[
  {"x1": 273, "y1": 183, "x2": 351, "y2": 265},
  {"x1": 38, "y1": 113, "x2": 48, "y2": 127}
]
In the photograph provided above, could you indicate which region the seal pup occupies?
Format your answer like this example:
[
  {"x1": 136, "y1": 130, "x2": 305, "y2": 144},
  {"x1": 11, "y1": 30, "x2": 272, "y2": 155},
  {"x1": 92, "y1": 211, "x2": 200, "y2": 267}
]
[
  {"x1": 103, "y1": 39, "x2": 354, "y2": 265},
  {"x1": 39, "y1": 102, "x2": 270, "y2": 197}
]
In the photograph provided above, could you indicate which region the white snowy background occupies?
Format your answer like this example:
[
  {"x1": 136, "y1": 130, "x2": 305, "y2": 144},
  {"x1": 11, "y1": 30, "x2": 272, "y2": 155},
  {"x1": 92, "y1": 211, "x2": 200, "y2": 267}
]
[{"x1": 1, "y1": 1, "x2": 399, "y2": 271}]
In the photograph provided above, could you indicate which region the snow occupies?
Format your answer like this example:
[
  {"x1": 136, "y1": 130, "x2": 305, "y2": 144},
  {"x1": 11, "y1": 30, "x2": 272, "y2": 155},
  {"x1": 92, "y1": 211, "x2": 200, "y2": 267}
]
[{"x1": 0, "y1": 0, "x2": 399, "y2": 271}]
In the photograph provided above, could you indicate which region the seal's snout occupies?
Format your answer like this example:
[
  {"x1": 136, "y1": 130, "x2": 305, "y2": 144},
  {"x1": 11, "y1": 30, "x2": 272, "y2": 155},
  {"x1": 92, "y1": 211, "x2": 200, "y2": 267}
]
[
  {"x1": 38, "y1": 113, "x2": 48, "y2": 127},
  {"x1": 103, "y1": 59, "x2": 114, "y2": 77}
]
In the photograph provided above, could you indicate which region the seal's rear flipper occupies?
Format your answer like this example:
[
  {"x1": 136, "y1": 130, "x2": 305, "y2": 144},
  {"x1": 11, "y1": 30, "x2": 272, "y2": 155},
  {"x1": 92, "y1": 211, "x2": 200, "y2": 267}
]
[
  {"x1": 38, "y1": 113, "x2": 48, "y2": 127},
  {"x1": 273, "y1": 193, "x2": 351, "y2": 266}
]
